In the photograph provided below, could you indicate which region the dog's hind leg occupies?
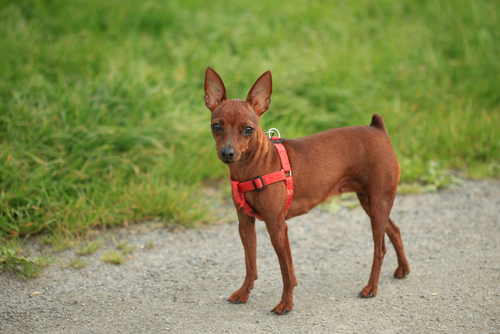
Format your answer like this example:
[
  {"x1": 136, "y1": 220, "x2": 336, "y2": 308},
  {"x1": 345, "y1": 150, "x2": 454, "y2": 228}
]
[
  {"x1": 356, "y1": 192, "x2": 390, "y2": 297},
  {"x1": 357, "y1": 193, "x2": 410, "y2": 280},
  {"x1": 385, "y1": 217, "x2": 410, "y2": 278},
  {"x1": 229, "y1": 212, "x2": 258, "y2": 304}
]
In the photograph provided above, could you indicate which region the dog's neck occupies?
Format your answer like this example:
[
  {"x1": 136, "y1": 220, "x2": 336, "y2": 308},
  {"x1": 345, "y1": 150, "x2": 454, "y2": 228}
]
[{"x1": 227, "y1": 127, "x2": 274, "y2": 182}]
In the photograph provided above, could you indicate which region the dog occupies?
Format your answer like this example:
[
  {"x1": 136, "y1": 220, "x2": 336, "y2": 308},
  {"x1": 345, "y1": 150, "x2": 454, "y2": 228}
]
[{"x1": 204, "y1": 67, "x2": 410, "y2": 315}]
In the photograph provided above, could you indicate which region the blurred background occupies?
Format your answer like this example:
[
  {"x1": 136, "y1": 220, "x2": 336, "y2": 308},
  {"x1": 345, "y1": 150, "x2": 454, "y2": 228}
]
[{"x1": 1, "y1": 0, "x2": 499, "y2": 244}]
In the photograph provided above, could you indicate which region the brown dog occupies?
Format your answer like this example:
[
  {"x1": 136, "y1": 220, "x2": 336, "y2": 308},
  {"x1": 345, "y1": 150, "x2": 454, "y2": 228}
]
[{"x1": 204, "y1": 67, "x2": 410, "y2": 315}]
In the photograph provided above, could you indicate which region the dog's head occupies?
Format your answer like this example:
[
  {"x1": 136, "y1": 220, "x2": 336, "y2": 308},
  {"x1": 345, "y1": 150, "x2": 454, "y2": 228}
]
[{"x1": 204, "y1": 67, "x2": 272, "y2": 164}]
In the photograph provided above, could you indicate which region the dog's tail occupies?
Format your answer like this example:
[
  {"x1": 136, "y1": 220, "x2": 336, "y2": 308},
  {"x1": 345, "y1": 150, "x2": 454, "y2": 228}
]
[{"x1": 370, "y1": 114, "x2": 388, "y2": 133}]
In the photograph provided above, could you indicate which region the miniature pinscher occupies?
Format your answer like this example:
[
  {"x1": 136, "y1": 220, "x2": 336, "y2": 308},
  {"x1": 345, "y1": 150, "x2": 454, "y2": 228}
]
[{"x1": 204, "y1": 67, "x2": 410, "y2": 315}]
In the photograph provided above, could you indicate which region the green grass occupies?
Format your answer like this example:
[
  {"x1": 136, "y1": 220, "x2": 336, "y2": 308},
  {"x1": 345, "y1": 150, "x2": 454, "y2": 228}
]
[
  {"x1": 117, "y1": 241, "x2": 136, "y2": 254},
  {"x1": 78, "y1": 238, "x2": 103, "y2": 255},
  {"x1": 0, "y1": 245, "x2": 53, "y2": 279},
  {"x1": 66, "y1": 257, "x2": 89, "y2": 269},
  {"x1": 101, "y1": 249, "x2": 128, "y2": 265},
  {"x1": 321, "y1": 193, "x2": 361, "y2": 214},
  {"x1": 40, "y1": 231, "x2": 74, "y2": 252},
  {"x1": 1, "y1": 0, "x2": 499, "y2": 244}
]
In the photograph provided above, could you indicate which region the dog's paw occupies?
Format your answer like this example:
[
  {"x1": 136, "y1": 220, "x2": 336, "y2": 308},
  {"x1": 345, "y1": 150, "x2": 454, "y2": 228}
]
[
  {"x1": 359, "y1": 286, "x2": 377, "y2": 298},
  {"x1": 270, "y1": 301, "x2": 293, "y2": 315},
  {"x1": 358, "y1": 292, "x2": 376, "y2": 298},
  {"x1": 393, "y1": 264, "x2": 410, "y2": 279},
  {"x1": 227, "y1": 298, "x2": 244, "y2": 304},
  {"x1": 228, "y1": 288, "x2": 250, "y2": 304}
]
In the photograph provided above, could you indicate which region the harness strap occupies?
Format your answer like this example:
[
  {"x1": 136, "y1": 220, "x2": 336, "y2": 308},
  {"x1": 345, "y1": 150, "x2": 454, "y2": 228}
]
[
  {"x1": 230, "y1": 136, "x2": 293, "y2": 221},
  {"x1": 236, "y1": 170, "x2": 285, "y2": 192}
]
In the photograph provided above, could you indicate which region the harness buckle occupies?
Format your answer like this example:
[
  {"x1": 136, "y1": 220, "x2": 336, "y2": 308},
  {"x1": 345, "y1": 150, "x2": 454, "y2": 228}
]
[
  {"x1": 251, "y1": 176, "x2": 266, "y2": 191},
  {"x1": 271, "y1": 137, "x2": 282, "y2": 143}
]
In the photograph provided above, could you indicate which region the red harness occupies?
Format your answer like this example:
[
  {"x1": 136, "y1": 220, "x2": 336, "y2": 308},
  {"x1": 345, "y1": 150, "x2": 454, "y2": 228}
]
[{"x1": 229, "y1": 136, "x2": 293, "y2": 221}]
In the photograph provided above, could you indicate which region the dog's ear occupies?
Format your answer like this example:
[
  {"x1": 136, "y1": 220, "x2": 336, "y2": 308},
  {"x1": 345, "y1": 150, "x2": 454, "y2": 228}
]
[
  {"x1": 247, "y1": 71, "x2": 272, "y2": 116},
  {"x1": 204, "y1": 67, "x2": 227, "y2": 112}
]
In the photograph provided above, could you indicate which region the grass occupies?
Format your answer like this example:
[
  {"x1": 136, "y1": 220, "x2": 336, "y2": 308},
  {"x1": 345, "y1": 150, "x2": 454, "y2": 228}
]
[
  {"x1": 66, "y1": 257, "x2": 89, "y2": 269},
  {"x1": 1, "y1": 0, "x2": 499, "y2": 245},
  {"x1": 321, "y1": 193, "x2": 361, "y2": 214},
  {"x1": 78, "y1": 238, "x2": 103, "y2": 255},
  {"x1": 398, "y1": 160, "x2": 464, "y2": 194},
  {"x1": 117, "y1": 241, "x2": 136, "y2": 254},
  {"x1": 101, "y1": 249, "x2": 128, "y2": 265},
  {"x1": 40, "y1": 231, "x2": 73, "y2": 252},
  {"x1": 102, "y1": 240, "x2": 136, "y2": 264},
  {"x1": 0, "y1": 245, "x2": 53, "y2": 280}
]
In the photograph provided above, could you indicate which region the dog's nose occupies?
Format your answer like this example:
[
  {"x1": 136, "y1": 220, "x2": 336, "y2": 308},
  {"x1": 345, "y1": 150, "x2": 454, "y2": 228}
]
[{"x1": 221, "y1": 148, "x2": 235, "y2": 160}]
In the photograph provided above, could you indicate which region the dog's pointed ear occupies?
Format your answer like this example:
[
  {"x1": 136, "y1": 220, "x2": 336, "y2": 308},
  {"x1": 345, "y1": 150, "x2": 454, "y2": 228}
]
[
  {"x1": 246, "y1": 70, "x2": 272, "y2": 116},
  {"x1": 204, "y1": 67, "x2": 227, "y2": 112}
]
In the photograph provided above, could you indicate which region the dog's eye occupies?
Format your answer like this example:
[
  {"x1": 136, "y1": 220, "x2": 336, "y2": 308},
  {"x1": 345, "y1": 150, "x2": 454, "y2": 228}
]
[
  {"x1": 243, "y1": 127, "x2": 254, "y2": 135},
  {"x1": 212, "y1": 123, "x2": 222, "y2": 133}
]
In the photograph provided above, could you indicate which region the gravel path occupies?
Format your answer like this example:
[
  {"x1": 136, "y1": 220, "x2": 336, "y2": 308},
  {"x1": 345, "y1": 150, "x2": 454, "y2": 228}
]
[{"x1": 1, "y1": 180, "x2": 499, "y2": 333}]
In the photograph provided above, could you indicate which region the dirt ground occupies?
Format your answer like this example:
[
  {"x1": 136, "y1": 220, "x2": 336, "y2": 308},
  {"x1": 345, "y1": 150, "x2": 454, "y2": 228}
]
[{"x1": 1, "y1": 180, "x2": 499, "y2": 333}]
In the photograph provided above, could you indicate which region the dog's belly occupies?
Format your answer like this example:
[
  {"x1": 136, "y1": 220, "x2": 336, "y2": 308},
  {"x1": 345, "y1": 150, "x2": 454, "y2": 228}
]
[{"x1": 285, "y1": 176, "x2": 364, "y2": 219}]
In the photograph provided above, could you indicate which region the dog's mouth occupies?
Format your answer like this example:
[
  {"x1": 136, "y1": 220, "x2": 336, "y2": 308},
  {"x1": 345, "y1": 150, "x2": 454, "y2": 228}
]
[{"x1": 222, "y1": 160, "x2": 235, "y2": 164}]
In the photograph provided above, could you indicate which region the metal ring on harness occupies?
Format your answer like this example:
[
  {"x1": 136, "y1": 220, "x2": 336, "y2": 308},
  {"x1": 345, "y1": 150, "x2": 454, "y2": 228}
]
[{"x1": 265, "y1": 128, "x2": 281, "y2": 140}]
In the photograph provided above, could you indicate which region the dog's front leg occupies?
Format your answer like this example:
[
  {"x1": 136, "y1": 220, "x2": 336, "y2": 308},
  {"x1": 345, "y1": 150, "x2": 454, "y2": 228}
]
[
  {"x1": 229, "y1": 211, "x2": 258, "y2": 304},
  {"x1": 266, "y1": 217, "x2": 297, "y2": 315}
]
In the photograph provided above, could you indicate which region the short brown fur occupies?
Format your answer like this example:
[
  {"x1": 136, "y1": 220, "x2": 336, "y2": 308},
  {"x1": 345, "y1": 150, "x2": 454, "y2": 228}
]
[{"x1": 204, "y1": 67, "x2": 410, "y2": 315}]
